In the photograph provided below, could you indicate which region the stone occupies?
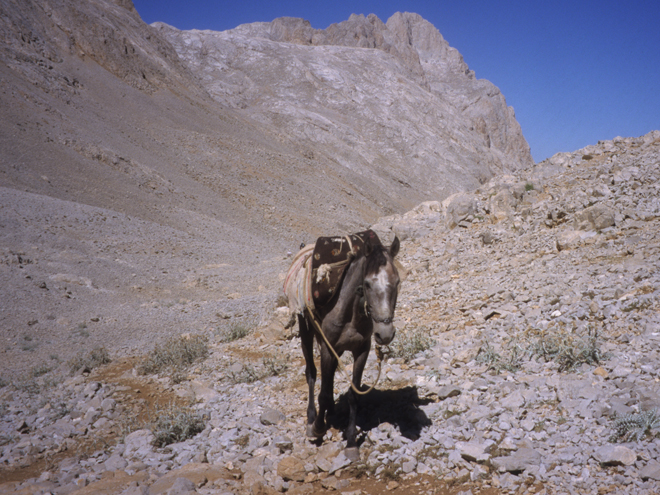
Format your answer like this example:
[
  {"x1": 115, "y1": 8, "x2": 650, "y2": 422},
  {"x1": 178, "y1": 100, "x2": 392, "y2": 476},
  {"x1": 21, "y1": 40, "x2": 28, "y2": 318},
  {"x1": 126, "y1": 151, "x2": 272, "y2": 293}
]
[
  {"x1": 273, "y1": 435, "x2": 293, "y2": 452},
  {"x1": 640, "y1": 460, "x2": 660, "y2": 481},
  {"x1": 491, "y1": 448, "x2": 542, "y2": 473},
  {"x1": 259, "y1": 407, "x2": 285, "y2": 426},
  {"x1": 329, "y1": 451, "x2": 353, "y2": 473},
  {"x1": 104, "y1": 453, "x2": 128, "y2": 471},
  {"x1": 123, "y1": 430, "x2": 155, "y2": 460},
  {"x1": 277, "y1": 456, "x2": 306, "y2": 482},
  {"x1": 445, "y1": 193, "x2": 477, "y2": 228},
  {"x1": 593, "y1": 445, "x2": 637, "y2": 466},
  {"x1": 574, "y1": 204, "x2": 616, "y2": 231},
  {"x1": 456, "y1": 441, "x2": 492, "y2": 463},
  {"x1": 556, "y1": 230, "x2": 582, "y2": 251},
  {"x1": 471, "y1": 464, "x2": 489, "y2": 481}
]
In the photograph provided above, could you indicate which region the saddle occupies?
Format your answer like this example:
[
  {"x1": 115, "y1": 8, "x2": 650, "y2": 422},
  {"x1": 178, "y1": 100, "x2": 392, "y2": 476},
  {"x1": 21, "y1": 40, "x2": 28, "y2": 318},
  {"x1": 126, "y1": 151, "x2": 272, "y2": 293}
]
[{"x1": 310, "y1": 230, "x2": 381, "y2": 308}]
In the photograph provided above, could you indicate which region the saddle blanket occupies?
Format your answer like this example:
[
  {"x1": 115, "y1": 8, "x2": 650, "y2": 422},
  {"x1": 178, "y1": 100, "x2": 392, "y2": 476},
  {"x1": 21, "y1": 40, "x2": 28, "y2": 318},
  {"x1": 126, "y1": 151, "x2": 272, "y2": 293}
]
[{"x1": 283, "y1": 230, "x2": 381, "y2": 313}]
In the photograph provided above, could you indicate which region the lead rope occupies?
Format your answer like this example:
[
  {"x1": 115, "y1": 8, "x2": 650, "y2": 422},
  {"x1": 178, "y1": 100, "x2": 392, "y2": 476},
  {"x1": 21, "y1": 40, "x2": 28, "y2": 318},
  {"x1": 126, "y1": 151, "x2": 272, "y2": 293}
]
[{"x1": 306, "y1": 306, "x2": 388, "y2": 396}]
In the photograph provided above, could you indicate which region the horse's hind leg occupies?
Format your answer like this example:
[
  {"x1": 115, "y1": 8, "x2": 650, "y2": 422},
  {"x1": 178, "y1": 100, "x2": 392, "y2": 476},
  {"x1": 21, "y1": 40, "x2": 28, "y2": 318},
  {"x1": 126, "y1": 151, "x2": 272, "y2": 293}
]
[{"x1": 299, "y1": 314, "x2": 318, "y2": 437}]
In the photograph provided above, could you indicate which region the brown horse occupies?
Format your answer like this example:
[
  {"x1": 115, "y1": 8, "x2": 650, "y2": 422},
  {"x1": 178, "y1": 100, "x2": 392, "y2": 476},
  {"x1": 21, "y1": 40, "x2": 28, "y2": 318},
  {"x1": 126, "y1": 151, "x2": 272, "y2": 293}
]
[{"x1": 286, "y1": 234, "x2": 401, "y2": 461}]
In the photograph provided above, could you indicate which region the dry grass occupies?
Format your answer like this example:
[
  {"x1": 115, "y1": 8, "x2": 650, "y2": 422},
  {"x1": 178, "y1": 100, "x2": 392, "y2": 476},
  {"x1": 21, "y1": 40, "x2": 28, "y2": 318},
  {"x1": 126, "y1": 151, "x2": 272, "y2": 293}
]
[
  {"x1": 230, "y1": 356, "x2": 289, "y2": 384},
  {"x1": 138, "y1": 334, "x2": 208, "y2": 376},
  {"x1": 68, "y1": 346, "x2": 111, "y2": 375},
  {"x1": 150, "y1": 402, "x2": 206, "y2": 448},
  {"x1": 217, "y1": 322, "x2": 251, "y2": 343},
  {"x1": 389, "y1": 326, "x2": 434, "y2": 363}
]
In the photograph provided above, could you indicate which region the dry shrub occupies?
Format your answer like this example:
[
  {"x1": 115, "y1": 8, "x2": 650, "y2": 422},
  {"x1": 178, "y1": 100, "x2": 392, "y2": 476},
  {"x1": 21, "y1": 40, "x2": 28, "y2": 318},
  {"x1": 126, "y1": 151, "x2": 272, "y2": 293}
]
[
  {"x1": 138, "y1": 334, "x2": 208, "y2": 376},
  {"x1": 390, "y1": 326, "x2": 434, "y2": 363},
  {"x1": 150, "y1": 403, "x2": 206, "y2": 447},
  {"x1": 68, "y1": 346, "x2": 111, "y2": 375}
]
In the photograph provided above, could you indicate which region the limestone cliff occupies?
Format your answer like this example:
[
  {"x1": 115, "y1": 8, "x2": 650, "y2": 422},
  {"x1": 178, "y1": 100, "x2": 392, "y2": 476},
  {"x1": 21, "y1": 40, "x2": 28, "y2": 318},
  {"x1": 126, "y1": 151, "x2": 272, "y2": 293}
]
[{"x1": 155, "y1": 12, "x2": 533, "y2": 201}]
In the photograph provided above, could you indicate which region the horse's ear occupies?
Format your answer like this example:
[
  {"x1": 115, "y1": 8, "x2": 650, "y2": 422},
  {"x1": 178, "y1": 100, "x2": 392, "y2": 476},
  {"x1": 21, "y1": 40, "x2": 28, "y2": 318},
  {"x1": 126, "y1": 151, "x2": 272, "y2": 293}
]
[{"x1": 390, "y1": 236, "x2": 400, "y2": 257}]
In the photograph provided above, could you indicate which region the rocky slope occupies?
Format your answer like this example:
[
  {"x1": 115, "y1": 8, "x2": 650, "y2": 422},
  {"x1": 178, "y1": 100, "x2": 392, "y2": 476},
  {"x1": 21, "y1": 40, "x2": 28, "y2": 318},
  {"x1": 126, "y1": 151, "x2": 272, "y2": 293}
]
[
  {"x1": 2, "y1": 133, "x2": 659, "y2": 494},
  {"x1": 154, "y1": 13, "x2": 533, "y2": 205},
  {"x1": 0, "y1": 0, "x2": 533, "y2": 378}
]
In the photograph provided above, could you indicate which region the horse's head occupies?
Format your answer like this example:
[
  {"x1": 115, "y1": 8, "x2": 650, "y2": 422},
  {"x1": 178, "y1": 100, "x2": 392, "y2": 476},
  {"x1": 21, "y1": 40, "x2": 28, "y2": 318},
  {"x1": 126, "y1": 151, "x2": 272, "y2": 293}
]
[{"x1": 363, "y1": 236, "x2": 400, "y2": 346}]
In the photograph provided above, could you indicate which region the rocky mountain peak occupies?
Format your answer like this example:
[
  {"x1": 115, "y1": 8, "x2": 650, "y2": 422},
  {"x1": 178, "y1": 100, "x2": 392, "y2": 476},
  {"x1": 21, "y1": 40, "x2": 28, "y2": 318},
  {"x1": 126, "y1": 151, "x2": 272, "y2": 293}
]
[{"x1": 157, "y1": 12, "x2": 533, "y2": 208}]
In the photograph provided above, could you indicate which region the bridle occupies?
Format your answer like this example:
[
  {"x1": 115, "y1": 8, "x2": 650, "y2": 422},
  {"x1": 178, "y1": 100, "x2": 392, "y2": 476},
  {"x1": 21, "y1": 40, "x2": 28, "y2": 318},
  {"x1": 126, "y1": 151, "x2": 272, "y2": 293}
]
[{"x1": 363, "y1": 299, "x2": 394, "y2": 325}]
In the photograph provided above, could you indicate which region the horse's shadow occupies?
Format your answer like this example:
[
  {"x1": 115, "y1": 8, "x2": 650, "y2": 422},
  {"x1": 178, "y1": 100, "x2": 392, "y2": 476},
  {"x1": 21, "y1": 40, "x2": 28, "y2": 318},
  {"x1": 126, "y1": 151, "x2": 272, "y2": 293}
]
[{"x1": 328, "y1": 386, "x2": 434, "y2": 443}]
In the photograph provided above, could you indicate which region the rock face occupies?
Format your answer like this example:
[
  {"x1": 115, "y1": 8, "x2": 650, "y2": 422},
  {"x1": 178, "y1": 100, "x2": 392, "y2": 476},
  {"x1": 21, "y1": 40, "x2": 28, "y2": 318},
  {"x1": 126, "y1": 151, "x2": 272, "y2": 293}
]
[{"x1": 155, "y1": 13, "x2": 533, "y2": 203}]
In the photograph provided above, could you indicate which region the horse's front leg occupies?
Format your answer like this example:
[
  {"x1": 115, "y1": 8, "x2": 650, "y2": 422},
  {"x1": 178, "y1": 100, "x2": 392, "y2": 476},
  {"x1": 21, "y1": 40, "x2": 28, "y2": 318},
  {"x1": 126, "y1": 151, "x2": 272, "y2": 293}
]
[
  {"x1": 299, "y1": 314, "x2": 318, "y2": 438},
  {"x1": 345, "y1": 343, "x2": 370, "y2": 461},
  {"x1": 312, "y1": 342, "x2": 337, "y2": 439}
]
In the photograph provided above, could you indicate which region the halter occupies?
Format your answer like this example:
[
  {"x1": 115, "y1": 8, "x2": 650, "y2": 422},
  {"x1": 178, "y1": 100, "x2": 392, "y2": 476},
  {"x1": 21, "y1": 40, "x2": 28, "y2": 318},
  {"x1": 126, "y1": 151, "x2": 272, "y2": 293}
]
[{"x1": 363, "y1": 298, "x2": 394, "y2": 325}]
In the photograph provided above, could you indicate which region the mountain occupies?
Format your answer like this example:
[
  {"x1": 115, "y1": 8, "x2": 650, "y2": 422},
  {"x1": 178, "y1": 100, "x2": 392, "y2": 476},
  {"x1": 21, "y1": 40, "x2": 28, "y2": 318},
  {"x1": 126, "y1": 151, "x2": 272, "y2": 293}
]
[
  {"x1": 155, "y1": 13, "x2": 533, "y2": 205},
  {"x1": 0, "y1": 0, "x2": 531, "y2": 376}
]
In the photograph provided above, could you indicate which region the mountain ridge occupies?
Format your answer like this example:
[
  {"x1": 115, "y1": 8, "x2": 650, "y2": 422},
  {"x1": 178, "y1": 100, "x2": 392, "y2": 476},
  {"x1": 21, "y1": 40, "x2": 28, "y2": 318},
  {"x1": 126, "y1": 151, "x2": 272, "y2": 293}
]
[{"x1": 155, "y1": 11, "x2": 532, "y2": 203}]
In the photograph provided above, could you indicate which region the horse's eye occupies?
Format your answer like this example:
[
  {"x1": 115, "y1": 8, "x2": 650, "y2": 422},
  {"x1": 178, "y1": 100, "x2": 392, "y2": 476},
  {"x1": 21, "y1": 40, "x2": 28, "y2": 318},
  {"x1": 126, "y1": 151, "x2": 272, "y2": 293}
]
[{"x1": 364, "y1": 281, "x2": 372, "y2": 290}]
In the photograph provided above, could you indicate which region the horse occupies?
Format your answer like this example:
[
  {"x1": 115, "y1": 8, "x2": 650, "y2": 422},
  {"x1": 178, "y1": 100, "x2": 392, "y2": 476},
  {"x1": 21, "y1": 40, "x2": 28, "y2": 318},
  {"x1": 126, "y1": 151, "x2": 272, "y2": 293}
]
[{"x1": 284, "y1": 232, "x2": 401, "y2": 461}]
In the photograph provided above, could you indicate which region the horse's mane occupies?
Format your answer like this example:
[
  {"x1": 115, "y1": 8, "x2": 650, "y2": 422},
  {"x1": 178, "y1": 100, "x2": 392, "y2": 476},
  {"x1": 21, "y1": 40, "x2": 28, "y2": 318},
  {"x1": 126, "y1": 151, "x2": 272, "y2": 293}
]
[{"x1": 363, "y1": 243, "x2": 391, "y2": 274}]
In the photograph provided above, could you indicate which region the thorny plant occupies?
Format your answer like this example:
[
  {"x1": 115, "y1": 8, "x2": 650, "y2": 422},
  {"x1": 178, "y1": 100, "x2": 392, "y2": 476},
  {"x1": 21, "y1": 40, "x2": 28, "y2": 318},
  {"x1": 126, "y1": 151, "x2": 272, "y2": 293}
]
[
  {"x1": 529, "y1": 331, "x2": 607, "y2": 372},
  {"x1": 217, "y1": 322, "x2": 251, "y2": 343},
  {"x1": 609, "y1": 409, "x2": 660, "y2": 443},
  {"x1": 68, "y1": 346, "x2": 111, "y2": 375},
  {"x1": 476, "y1": 340, "x2": 524, "y2": 372},
  {"x1": 230, "y1": 357, "x2": 289, "y2": 384},
  {"x1": 150, "y1": 402, "x2": 206, "y2": 448},
  {"x1": 478, "y1": 327, "x2": 609, "y2": 374},
  {"x1": 390, "y1": 326, "x2": 434, "y2": 363},
  {"x1": 138, "y1": 334, "x2": 208, "y2": 376}
]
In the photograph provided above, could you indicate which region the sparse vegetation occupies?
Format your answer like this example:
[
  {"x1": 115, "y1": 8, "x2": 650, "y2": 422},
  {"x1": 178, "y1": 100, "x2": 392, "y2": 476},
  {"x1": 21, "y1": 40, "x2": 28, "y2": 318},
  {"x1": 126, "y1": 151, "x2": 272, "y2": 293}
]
[
  {"x1": 71, "y1": 322, "x2": 90, "y2": 339},
  {"x1": 217, "y1": 322, "x2": 251, "y2": 342},
  {"x1": 476, "y1": 340, "x2": 524, "y2": 372},
  {"x1": 380, "y1": 464, "x2": 401, "y2": 482},
  {"x1": 150, "y1": 402, "x2": 206, "y2": 448},
  {"x1": 235, "y1": 434, "x2": 250, "y2": 448},
  {"x1": 477, "y1": 328, "x2": 609, "y2": 374},
  {"x1": 230, "y1": 356, "x2": 289, "y2": 384},
  {"x1": 529, "y1": 331, "x2": 607, "y2": 372},
  {"x1": 525, "y1": 182, "x2": 535, "y2": 191},
  {"x1": 138, "y1": 334, "x2": 208, "y2": 376},
  {"x1": 389, "y1": 326, "x2": 434, "y2": 363},
  {"x1": 68, "y1": 346, "x2": 111, "y2": 375},
  {"x1": 20, "y1": 335, "x2": 37, "y2": 352},
  {"x1": 610, "y1": 409, "x2": 660, "y2": 443},
  {"x1": 263, "y1": 356, "x2": 289, "y2": 377},
  {"x1": 31, "y1": 364, "x2": 51, "y2": 377}
]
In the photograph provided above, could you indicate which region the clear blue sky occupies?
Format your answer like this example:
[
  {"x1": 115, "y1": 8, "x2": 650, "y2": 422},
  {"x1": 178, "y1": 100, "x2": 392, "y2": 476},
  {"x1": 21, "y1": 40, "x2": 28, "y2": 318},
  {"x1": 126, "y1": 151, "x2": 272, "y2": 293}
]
[{"x1": 133, "y1": 0, "x2": 660, "y2": 163}]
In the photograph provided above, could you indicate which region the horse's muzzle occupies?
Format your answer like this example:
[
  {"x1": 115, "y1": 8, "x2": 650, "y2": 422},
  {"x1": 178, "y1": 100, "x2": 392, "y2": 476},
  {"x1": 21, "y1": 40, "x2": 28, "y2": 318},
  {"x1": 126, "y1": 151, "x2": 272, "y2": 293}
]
[{"x1": 373, "y1": 323, "x2": 395, "y2": 346}]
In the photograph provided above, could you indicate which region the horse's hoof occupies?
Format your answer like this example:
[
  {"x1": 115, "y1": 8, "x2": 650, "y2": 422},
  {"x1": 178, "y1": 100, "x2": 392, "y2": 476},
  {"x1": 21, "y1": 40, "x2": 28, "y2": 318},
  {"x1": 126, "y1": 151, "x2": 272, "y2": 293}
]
[
  {"x1": 307, "y1": 424, "x2": 326, "y2": 439},
  {"x1": 344, "y1": 447, "x2": 360, "y2": 462}
]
